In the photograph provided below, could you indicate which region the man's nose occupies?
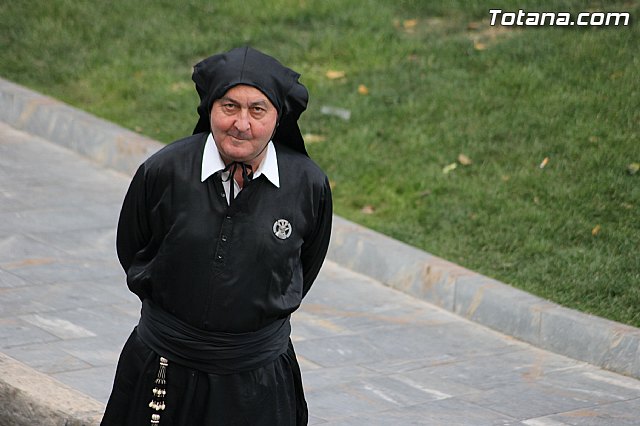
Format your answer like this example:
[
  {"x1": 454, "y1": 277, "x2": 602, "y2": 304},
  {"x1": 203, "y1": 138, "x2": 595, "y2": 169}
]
[{"x1": 233, "y1": 110, "x2": 251, "y2": 132}]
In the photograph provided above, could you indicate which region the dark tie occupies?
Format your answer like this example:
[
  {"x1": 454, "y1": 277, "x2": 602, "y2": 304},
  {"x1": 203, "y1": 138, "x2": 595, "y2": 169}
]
[{"x1": 220, "y1": 162, "x2": 253, "y2": 202}]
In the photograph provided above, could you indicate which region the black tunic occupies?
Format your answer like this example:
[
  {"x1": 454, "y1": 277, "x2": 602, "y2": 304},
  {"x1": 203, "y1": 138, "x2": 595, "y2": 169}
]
[{"x1": 102, "y1": 132, "x2": 332, "y2": 425}]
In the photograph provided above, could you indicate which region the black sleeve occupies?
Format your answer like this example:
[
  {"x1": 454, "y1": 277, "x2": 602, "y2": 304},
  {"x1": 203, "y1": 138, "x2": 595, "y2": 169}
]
[
  {"x1": 301, "y1": 176, "x2": 333, "y2": 297},
  {"x1": 116, "y1": 164, "x2": 152, "y2": 296}
]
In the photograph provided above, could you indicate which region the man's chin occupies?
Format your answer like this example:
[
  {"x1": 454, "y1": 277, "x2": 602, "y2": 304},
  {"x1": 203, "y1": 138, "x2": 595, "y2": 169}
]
[{"x1": 220, "y1": 148, "x2": 252, "y2": 164}]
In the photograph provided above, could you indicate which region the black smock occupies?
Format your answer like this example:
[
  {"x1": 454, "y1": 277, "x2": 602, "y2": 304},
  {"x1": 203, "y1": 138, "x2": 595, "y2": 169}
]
[{"x1": 101, "y1": 132, "x2": 332, "y2": 425}]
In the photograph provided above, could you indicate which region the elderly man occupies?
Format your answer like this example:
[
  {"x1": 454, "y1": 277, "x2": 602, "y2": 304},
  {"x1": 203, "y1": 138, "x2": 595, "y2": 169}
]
[{"x1": 102, "y1": 47, "x2": 332, "y2": 426}]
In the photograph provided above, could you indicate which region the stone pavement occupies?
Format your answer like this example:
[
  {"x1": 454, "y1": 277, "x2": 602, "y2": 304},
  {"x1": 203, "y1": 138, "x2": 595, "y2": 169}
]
[{"x1": 1, "y1": 90, "x2": 640, "y2": 424}]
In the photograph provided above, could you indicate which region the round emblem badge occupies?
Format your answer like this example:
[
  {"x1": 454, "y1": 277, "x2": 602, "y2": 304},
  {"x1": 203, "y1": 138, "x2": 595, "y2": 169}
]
[{"x1": 273, "y1": 219, "x2": 292, "y2": 240}]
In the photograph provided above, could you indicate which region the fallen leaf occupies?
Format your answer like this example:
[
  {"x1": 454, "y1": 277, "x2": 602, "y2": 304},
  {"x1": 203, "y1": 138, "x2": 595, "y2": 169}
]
[
  {"x1": 303, "y1": 133, "x2": 326, "y2": 143},
  {"x1": 361, "y1": 205, "x2": 375, "y2": 214},
  {"x1": 627, "y1": 163, "x2": 640, "y2": 175},
  {"x1": 325, "y1": 70, "x2": 346, "y2": 80},
  {"x1": 419, "y1": 189, "x2": 432, "y2": 197},
  {"x1": 610, "y1": 70, "x2": 624, "y2": 80},
  {"x1": 403, "y1": 19, "x2": 418, "y2": 30},
  {"x1": 357, "y1": 84, "x2": 369, "y2": 95},
  {"x1": 442, "y1": 163, "x2": 457, "y2": 174},
  {"x1": 467, "y1": 21, "x2": 481, "y2": 30},
  {"x1": 501, "y1": 175, "x2": 511, "y2": 182},
  {"x1": 473, "y1": 40, "x2": 487, "y2": 50},
  {"x1": 458, "y1": 153, "x2": 473, "y2": 166},
  {"x1": 539, "y1": 157, "x2": 550, "y2": 169},
  {"x1": 591, "y1": 224, "x2": 601, "y2": 236}
]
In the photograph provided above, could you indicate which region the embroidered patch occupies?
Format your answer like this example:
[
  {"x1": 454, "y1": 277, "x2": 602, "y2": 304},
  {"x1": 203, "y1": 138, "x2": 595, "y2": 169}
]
[{"x1": 273, "y1": 219, "x2": 292, "y2": 240}]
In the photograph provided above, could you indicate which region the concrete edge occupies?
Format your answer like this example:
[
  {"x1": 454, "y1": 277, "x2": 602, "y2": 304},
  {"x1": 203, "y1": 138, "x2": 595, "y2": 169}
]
[
  {"x1": 328, "y1": 216, "x2": 640, "y2": 379},
  {"x1": 0, "y1": 77, "x2": 163, "y2": 176},
  {"x1": 1, "y1": 76, "x2": 638, "y2": 386},
  {"x1": 0, "y1": 353, "x2": 103, "y2": 426}
]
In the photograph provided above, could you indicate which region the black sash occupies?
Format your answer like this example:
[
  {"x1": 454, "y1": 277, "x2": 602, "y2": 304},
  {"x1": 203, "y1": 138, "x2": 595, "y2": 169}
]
[{"x1": 136, "y1": 299, "x2": 291, "y2": 375}]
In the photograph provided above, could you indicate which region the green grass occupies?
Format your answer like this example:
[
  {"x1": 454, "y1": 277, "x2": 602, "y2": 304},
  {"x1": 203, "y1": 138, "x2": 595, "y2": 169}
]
[{"x1": 2, "y1": 0, "x2": 638, "y2": 326}]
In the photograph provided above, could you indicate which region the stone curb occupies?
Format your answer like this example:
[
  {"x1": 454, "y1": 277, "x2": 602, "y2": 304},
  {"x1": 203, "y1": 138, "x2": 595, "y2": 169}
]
[
  {"x1": 0, "y1": 353, "x2": 103, "y2": 426},
  {"x1": 1, "y1": 76, "x2": 639, "y2": 423},
  {"x1": 0, "y1": 78, "x2": 162, "y2": 176},
  {"x1": 328, "y1": 217, "x2": 640, "y2": 379}
]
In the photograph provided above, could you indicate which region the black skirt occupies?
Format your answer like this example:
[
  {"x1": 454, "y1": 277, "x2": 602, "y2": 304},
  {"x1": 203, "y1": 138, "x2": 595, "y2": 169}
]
[{"x1": 101, "y1": 329, "x2": 308, "y2": 425}]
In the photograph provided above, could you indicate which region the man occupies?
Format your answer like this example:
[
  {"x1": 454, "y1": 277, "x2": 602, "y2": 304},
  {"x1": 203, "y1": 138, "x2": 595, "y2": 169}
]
[{"x1": 102, "y1": 46, "x2": 332, "y2": 425}]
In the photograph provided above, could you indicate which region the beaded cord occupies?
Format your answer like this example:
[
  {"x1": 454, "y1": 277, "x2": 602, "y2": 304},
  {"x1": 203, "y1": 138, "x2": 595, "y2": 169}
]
[{"x1": 149, "y1": 357, "x2": 168, "y2": 425}]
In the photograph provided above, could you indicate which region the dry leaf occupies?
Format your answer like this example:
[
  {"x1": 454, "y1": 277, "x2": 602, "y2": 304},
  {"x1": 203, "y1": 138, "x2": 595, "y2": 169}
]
[
  {"x1": 458, "y1": 153, "x2": 473, "y2": 166},
  {"x1": 501, "y1": 175, "x2": 511, "y2": 182},
  {"x1": 442, "y1": 163, "x2": 457, "y2": 174},
  {"x1": 627, "y1": 163, "x2": 640, "y2": 175},
  {"x1": 361, "y1": 205, "x2": 375, "y2": 214},
  {"x1": 467, "y1": 21, "x2": 481, "y2": 30},
  {"x1": 303, "y1": 133, "x2": 326, "y2": 143},
  {"x1": 403, "y1": 19, "x2": 418, "y2": 30},
  {"x1": 610, "y1": 71, "x2": 624, "y2": 80},
  {"x1": 591, "y1": 224, "x2": 601, "y2": 236},
  {"x1": 358, "y1": 84, "x2": 369, "y2": 95},
  {"x1": 539, "y1": 157, "x2": 550, "y2": 169},
  {"x1": 473, "y1": 40, "x2": 487, "y2": 50},
  {"x1": 325, "y1": 70, "x2": 346, "y2": 80}
]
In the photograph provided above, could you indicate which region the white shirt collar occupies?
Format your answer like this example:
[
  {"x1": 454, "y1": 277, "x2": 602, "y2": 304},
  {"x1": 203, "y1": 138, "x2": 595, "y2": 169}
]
[{"x1": 201, "y1": 133, "x2": 280, "y2": 188}]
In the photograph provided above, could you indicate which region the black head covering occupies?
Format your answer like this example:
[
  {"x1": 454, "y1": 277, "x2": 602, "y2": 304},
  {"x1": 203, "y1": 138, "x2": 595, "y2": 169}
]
[{"x1": 192, "y1": 46, "x2": 309, "y2": 156}]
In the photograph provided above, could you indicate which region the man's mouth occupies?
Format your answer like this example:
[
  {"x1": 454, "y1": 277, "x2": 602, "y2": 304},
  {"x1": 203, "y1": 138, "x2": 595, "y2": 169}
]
[{"x1": 229, "y1": 133, "x2": 250, "y2": 142}]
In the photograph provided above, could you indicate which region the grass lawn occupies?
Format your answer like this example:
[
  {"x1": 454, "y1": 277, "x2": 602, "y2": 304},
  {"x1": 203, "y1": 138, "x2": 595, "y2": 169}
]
[{"x1": 2, "y1": 1, "x2": 639, "y2": 326}]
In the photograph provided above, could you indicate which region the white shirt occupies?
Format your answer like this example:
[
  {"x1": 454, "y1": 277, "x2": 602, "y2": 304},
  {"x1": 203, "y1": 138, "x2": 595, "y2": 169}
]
[{"x1": 201, "y1": 133, "x2": 280, "y2": 204}]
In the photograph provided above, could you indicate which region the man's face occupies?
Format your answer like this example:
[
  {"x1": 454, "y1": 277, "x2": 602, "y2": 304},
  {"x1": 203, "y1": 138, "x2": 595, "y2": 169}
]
[{"x1": 210, "y1": 85, "x2": 278, "y2": 166}]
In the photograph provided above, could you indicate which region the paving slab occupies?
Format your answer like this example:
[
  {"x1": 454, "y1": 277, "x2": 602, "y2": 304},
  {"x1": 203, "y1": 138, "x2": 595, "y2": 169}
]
[{"x1": 1, "y1": 108, "x2": 640, "y2": 424}]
